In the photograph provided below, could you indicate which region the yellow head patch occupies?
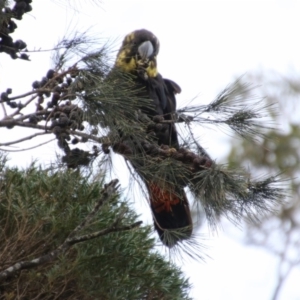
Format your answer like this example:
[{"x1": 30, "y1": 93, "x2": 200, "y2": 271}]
[{"x1": 115, "y1": 29, "x2": 159, "y2": 78}]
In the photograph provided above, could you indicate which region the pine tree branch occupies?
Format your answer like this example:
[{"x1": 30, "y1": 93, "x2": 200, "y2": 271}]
[
  {"x1": 0, "y1": 179, "x2": 144, "y2": 282},
  {"x1": 177, "y1": 78, "x2": 276, "y2": 140},
  {"x1": 114, "y1": 136, "x2": 285, "y2": 229},
  {"x1": 0, "y1": 220, "x2": 142, "y2": 283}
]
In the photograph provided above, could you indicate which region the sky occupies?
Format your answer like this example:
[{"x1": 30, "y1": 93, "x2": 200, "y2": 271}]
[{"x1": 1, "y1": 0, "x2": 300, "y2": 299}]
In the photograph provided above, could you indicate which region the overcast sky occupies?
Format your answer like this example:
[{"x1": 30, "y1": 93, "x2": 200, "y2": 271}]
[{"x1": 1, "y1": 0, "x2": 300, "y2": 299}]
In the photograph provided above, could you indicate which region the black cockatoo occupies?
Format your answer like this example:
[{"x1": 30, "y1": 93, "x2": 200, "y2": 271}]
[{"x1": 114, "y1": 29, "x2": 192, "y2": 246}]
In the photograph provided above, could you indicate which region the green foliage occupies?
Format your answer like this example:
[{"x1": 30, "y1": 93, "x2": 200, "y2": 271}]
[{"x1": 0, "y1": 156, "x2": 190, "y2": 299}]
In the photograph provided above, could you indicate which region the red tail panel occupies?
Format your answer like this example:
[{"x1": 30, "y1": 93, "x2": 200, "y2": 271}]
[{"x1": 147, "y1": 182, "x2": 192, "y2": 246}]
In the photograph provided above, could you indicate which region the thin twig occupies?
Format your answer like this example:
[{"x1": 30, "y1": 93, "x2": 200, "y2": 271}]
[
  {"x1": 0, "y1": 132, "x2": 51, "y2": 146},
  {"x1": 3, "y1": 90, "x2": 46, "y2": 102},
  {"x1": 0, "y1": 119, "x2": 107, "y2": 144},
  {"x1": 9, "y1": 94, "x2": 39, "y2": 117},
  {"x1": 68, "y1": 220, "x2": 142, "y2": 245},
  {"x1": 0, "y1": 138, "x2": 56, "y2": 152},
  {"x1": 1, "y1": 102, "x2": 7, "y2": 117},
  {"x1": 0, "y1": 120, "x2": 51, "y2": 130},
  {"x1": 67, "y1": 129, "x2": 106, "y2": 144}
]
